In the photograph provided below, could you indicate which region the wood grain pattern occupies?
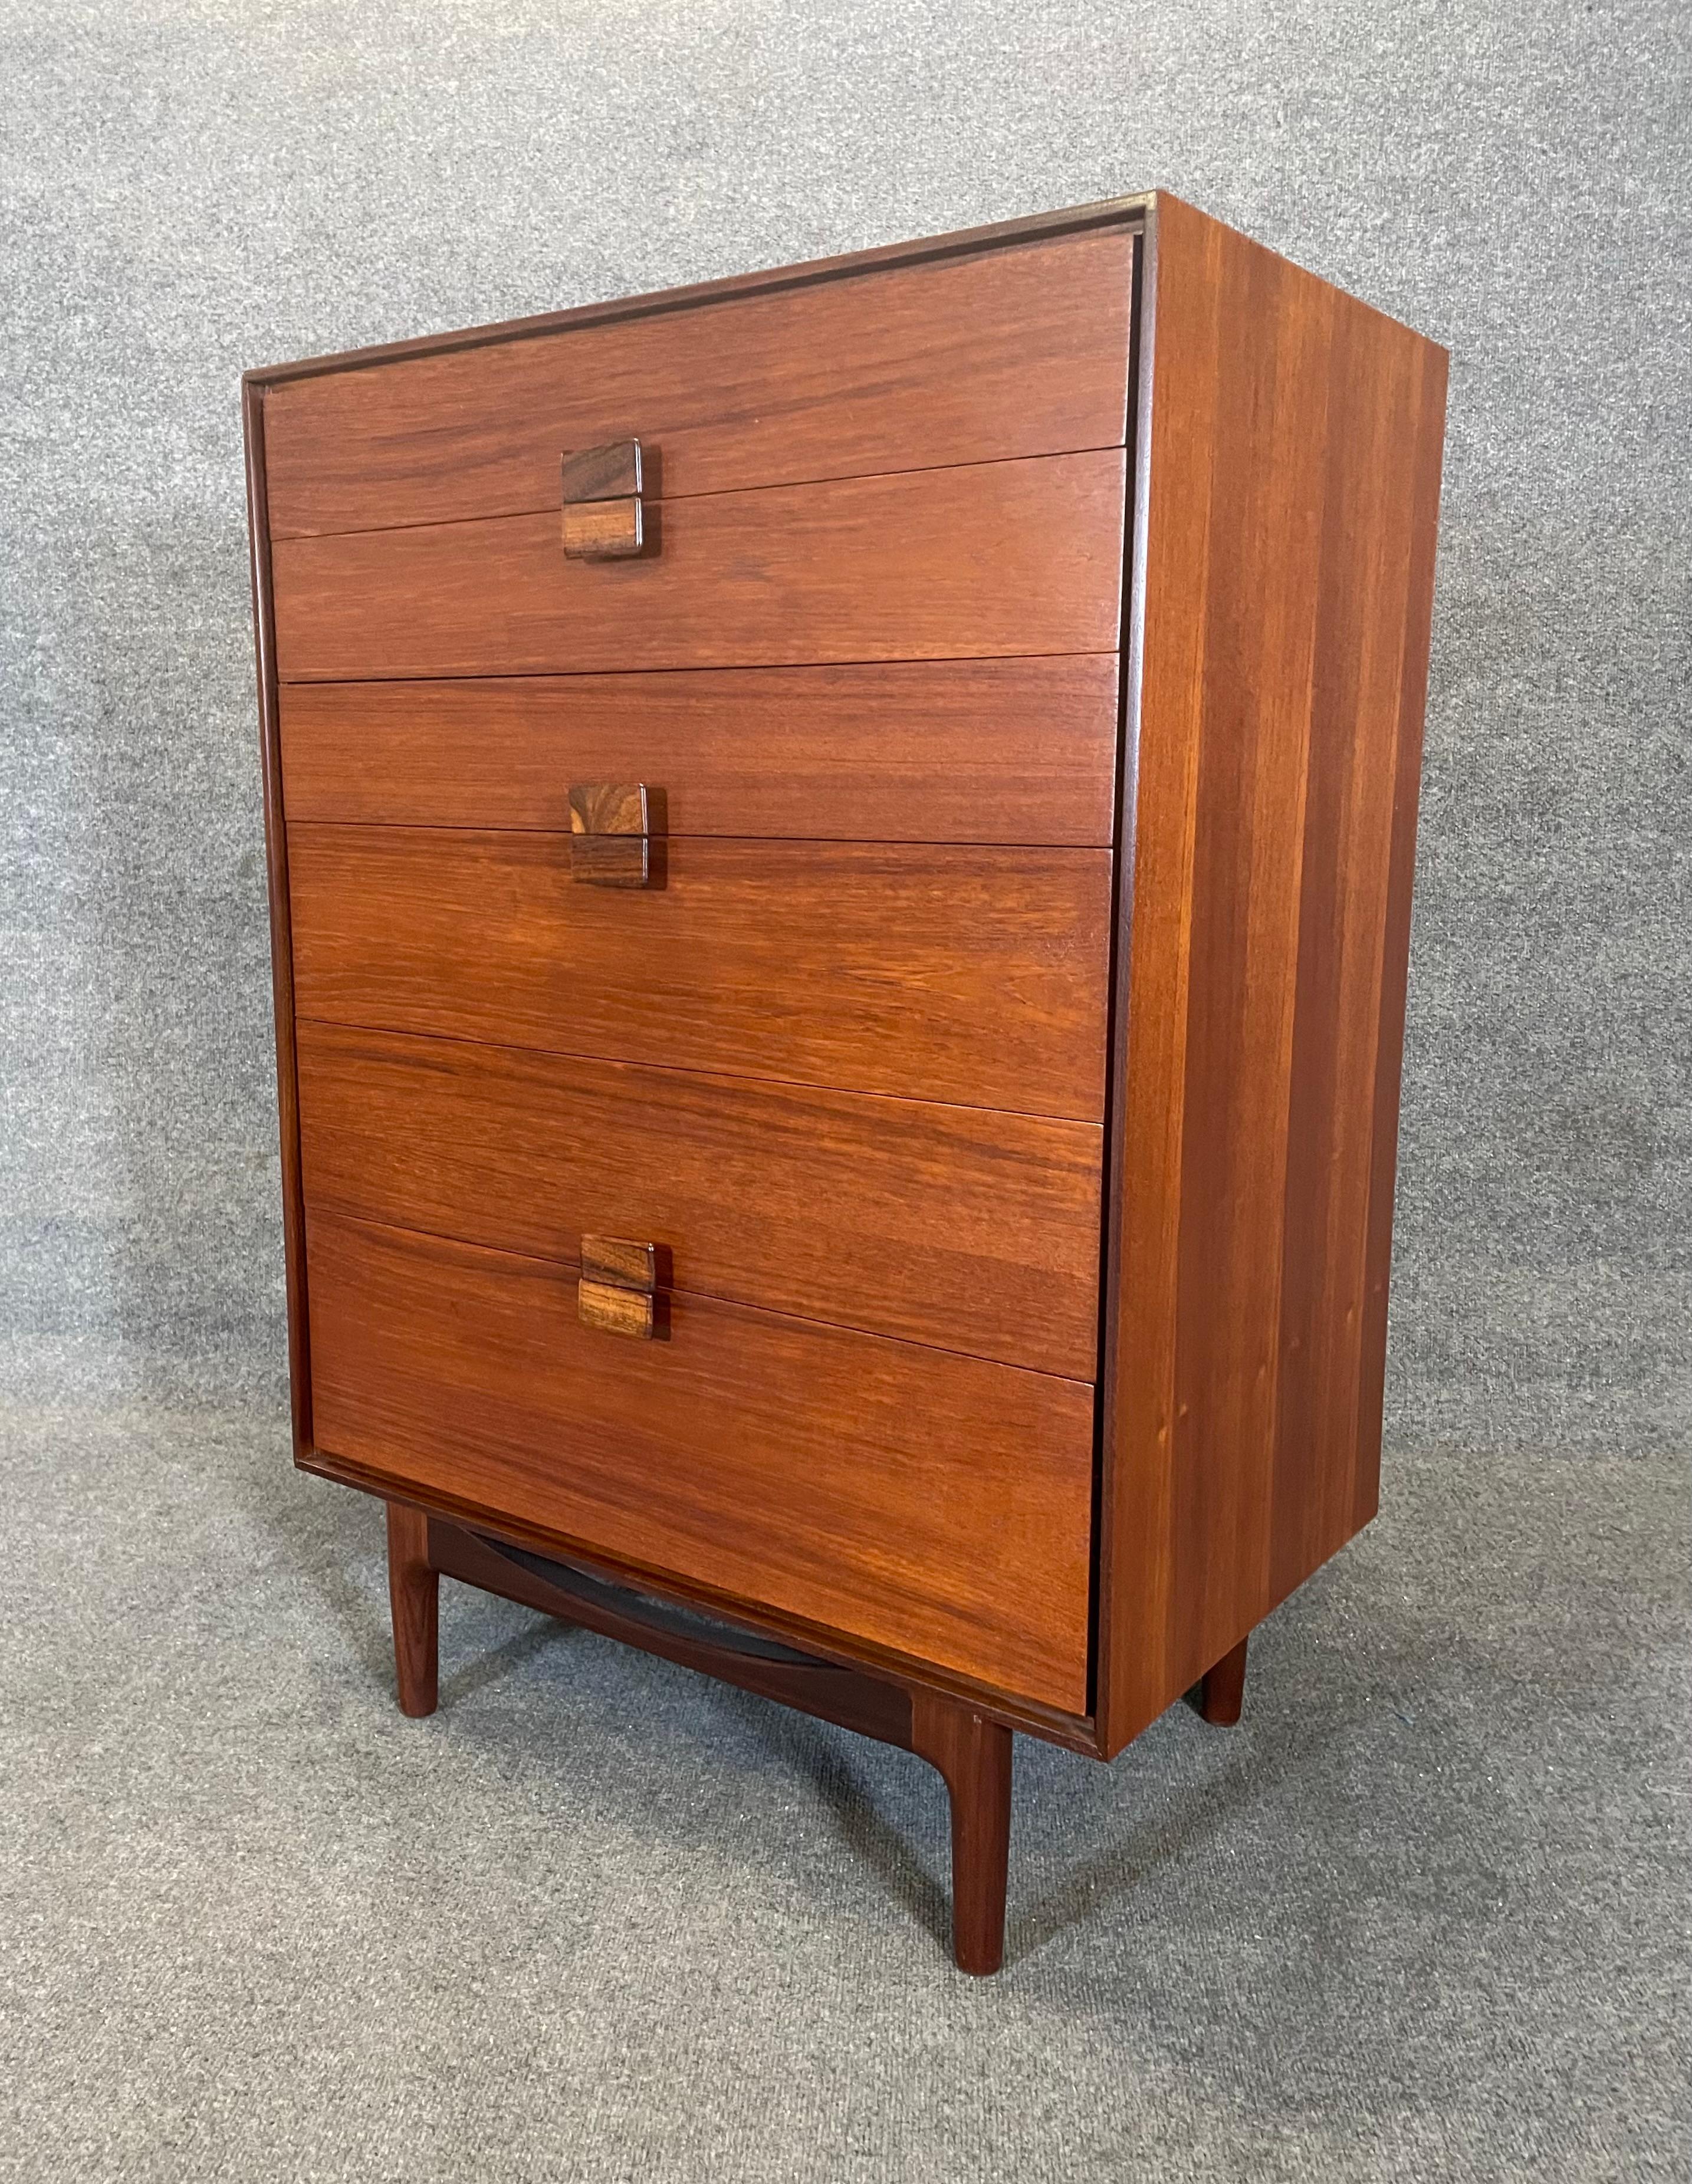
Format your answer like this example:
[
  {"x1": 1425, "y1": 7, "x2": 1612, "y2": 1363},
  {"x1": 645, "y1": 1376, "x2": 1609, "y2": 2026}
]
[
  {"x1": 1194, "y1": 1636, "x2": 1247, "y2": 1727},
  {"x1": 570, "y1": 832, "x2": 650, "y2": 887},
  {"x1": 287, "y1": 828, "x2": 1111, "y2": 1120},
  {"x1": 277, "y1": 658, "x2": 1120, "y2": 844},
  {"x1": 561, "y1": 496, "x2": 643, "y2": 559},
  {"x1": 1095, "y1": 192, "x2": 1447, "y2": 1755},
  {"x1": 577, "y1": 1278, "x2": 658, "y2": 1340},
  {"x1": 248, "y1": 198, "x2": 1147, "y2": 396},
  {"x1": 241, "y1": 384, "x2": 314, "y2": 1459},
  {"x1": 580, "y1": 1236, "x2": 659, "y2": 1291},
  {"x1": 248, "y1": 188, "x2": 1450, "y2": 1813},
  {"x1": 560, "y1": 439, "x2": 642, "y2": 504},
  {"x1": 908, "y1": 1692, "x2": 1014, "y2": 1975},
  {"x1": 294, "y1": 1021, "x2": 1103, "y2": 1377},
  {"x1": 385, "y1": 1500, "x2": 438, "y2": 1716},
  {"x1": 324, "y1": 1449, "x2": 1099, "y2": 1751},
  {"x1": 307, "y1": 1211, "x2": 1095, "y2": 1711},
  {"x1": 270, "y1": 452, "x2": 1126, "y2": 682},
  {"x1": 262, "y1": 230, "x2": 1134, "y2": 536},
  {"x1": 568, "y1": 783, "x2": 649, "y2": 836}
]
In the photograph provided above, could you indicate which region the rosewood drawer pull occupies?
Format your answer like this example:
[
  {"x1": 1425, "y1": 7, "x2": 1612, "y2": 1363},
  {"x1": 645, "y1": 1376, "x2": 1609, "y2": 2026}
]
[
  {"x1": 579, "y1": 1235, "x2": 668, "y2": 1340},
  {"x1": 569, "y1": 779, "x2": 656, "y2": 887},
  {"x1": 561, "y1": 437, "x2": 647, "y2": 560}
]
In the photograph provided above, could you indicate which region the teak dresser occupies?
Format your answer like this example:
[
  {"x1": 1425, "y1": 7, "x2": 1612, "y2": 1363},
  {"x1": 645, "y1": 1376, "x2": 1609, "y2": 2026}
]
[{"x1": 243, "y1": 191, "x2": 1446, "y2": 1974}]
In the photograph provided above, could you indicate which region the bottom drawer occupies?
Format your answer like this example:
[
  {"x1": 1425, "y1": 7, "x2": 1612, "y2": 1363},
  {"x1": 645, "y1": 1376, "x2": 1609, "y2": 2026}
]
[{"x1": 307, "y1": 1210, "x2": 1093, "y2": 1712}]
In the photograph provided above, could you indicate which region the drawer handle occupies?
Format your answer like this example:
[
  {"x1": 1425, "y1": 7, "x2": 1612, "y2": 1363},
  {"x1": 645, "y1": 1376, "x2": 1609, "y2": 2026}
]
[
  {"x1": 561, "y1": 437, "x2": 648, "y2": 560},
  {"x1": 579, "y1": 1235, "x2": 669, "y2": 1341},
  {"x1": 569, "y1": 780, "x2": 658, "y2": 887}
]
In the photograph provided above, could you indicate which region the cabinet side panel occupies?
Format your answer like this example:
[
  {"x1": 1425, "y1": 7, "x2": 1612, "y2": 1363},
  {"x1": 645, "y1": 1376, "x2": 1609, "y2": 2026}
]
[
  {"x1": 1098, "y1": 196, "x2": 1447, "y2": 1754},
  {"x1": 242, "y1": 381, "x2": 313, "y2": 1458}
]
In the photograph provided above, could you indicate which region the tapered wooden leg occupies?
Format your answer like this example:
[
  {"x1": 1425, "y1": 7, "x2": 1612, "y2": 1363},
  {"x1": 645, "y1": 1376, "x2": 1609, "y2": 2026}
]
[
  {"x1": 909, "y1": 1691, "x2": 1013, "y2": 1975},
  {"x1": 386, "y1": 1501, "x2": 438, "y2": 1718},
  {"x1": 1197, "y1": 1635, "x2": 1249, "y2": 1726}
]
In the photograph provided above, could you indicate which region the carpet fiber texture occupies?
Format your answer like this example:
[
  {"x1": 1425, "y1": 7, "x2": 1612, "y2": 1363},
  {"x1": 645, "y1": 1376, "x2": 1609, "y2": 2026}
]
[
  {"x1": 1, "y1": 1, "x2": 1687, "y2": 2177},
  {"x1": 1, "y1": 1376, "x2": 1685, "y2": 2182}
]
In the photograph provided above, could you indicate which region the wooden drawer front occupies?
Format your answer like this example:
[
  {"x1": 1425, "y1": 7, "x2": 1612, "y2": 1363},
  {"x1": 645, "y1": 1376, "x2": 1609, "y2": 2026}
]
[
  {"x1": 308, "y1": 1212, "x2": 1093, "y2": 1710},
  {"x1": 264, "y1": 229, "x2": 1134, "y2": 538},
  {"x1": 296, "y1": 1022, "x2": 1103, "y2": 1379},
  {"x1": 278, "y1": 657, "x2": 1120, "y2": 844},
  {"x1": 288, "y1": 829, "x2": 1111, "y2": 1120},
  {"x1": 271, "y1": 452, "x2": 1125, "y2": 683}
]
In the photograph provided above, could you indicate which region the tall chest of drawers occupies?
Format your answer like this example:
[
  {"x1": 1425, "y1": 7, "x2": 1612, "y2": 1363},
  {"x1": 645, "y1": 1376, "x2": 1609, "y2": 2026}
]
[{"x1": 244, "y1": 191, "x2": 1446, "y2": 1973}]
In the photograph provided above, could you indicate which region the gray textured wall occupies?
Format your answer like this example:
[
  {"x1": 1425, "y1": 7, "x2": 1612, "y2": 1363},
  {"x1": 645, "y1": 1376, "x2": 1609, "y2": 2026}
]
[{"x1": 3, "y1": 0, "x2": 1687, "y2": 1453}]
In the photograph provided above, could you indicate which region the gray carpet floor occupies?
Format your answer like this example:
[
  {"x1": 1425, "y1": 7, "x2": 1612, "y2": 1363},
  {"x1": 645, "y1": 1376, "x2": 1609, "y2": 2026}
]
[
  {"x1": 4, "y1": 0, "x2": 1688, "y2": 2175},
  {"x1": 2, "y1": 1345, "x2": 1685, "y2": 2182}
]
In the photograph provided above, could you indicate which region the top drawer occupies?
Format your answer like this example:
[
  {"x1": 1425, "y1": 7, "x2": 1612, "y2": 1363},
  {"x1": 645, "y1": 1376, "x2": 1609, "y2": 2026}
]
[{"x1": 262, "y1": 229, "x2": 1135, "y2": 538}]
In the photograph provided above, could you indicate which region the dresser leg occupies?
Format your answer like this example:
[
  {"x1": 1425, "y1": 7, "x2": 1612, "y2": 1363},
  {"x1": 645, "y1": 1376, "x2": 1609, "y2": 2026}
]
[
  {"x1": 386, "y1": 1501, "x2": 438, "y2": 1718},
  {"x1": 909, "y1": 1691, "x2": 1013, "y2": 1975},
  {"x1": 1197, "y1": 1635, "x2": 1249, "y2": 1726}
]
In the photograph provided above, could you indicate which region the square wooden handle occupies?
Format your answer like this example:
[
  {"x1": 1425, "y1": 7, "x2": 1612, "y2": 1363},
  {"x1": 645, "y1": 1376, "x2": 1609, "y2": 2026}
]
[
  {"x1": 569, "y1": 781, "x2": 655, "y2": 887},
  {"x1": 579, "y1": 1236, "x2": 666, "y2": 1340},
  {"x1": 561, "y1": 438, "x2": 648, "y2": 560}
]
